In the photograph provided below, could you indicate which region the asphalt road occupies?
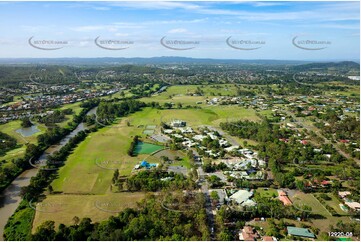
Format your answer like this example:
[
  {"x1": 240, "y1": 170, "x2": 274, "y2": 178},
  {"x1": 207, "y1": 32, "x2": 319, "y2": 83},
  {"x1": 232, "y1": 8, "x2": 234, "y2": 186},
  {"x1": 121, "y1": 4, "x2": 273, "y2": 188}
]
[{"x1": 198, "y1": 166, "x2": 215, "y2": 240}]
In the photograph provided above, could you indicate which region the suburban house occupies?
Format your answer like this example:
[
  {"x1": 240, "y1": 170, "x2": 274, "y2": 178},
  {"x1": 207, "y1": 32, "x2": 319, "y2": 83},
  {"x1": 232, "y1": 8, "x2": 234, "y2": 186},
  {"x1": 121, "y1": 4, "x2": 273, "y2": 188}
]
[
  {"x1": 262, "y1": 236, "x2": 277, "y2": 241},
  {"x1": 338, "y1": 191, "x2": 360, "y2": 211},
  {"x1": 239, "y1": 226, "x2": 260, "y2": 241},
  {"x1": 287, "y1": 226, "x2": 315, "y2": 239},
  {"x1": 230, "y1": 190, "x2": 256, "y2": 207},
  {"x1": 170, "y1": 120, "x2": 186, "y2": 127},
  {"x1": 338, "y1": 191, "x2": 351, "y2": 199},
  {"x1": 345, "y1": 201, "x2": 360, "y2": 211}
]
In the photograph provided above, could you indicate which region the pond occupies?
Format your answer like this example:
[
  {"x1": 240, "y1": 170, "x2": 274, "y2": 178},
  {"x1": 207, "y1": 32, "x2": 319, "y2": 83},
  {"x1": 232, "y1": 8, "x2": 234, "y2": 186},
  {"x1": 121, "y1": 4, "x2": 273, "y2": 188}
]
[
  {"x1": 16, "y1": 125, "x2": 40, "y2": 137},
  {"x1": 134, "y1": 142, "x2": 164, "y2": 155}
]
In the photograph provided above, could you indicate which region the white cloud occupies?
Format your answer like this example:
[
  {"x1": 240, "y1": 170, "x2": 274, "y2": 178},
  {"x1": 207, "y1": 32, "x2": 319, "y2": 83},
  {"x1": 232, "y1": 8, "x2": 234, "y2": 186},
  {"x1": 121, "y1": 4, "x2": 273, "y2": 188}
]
[
  {"x1": 109, "y1": 1, "x2": 202, "y2": 10},
  {"x1": 106, "y1": 1, "x2": 359, "y2": 22},
  {"x1": 115, "y1": 33, "x2": 130, "y2": 37},
  {"x1": 92, "y1": 6, "x2": 110, "y2": 11},
  {"x1": 297, "y1": 23, "x2": 360, "y2": 30},
  {"x1": 70, "y1": 23, "x2": 144, "y2": 32},
  {"x1": 238, "y1": 1, "x2": 287, "y2": 7},
  {"x1": 168, "y1": 28, "x2": 188, "y2": 34}
]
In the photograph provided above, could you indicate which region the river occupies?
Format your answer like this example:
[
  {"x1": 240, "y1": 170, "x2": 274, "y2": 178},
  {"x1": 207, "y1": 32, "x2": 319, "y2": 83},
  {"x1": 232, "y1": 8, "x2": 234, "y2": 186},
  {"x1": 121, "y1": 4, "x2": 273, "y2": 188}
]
[{"x1": 0, "y1": 107, "x2": 97, "y2": 240}]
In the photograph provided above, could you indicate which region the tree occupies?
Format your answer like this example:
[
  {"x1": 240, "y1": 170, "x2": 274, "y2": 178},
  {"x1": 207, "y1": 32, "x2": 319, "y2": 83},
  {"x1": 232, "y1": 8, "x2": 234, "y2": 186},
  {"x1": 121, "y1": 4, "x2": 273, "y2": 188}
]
[
  {"x1": 72, "y1": 216, "x2": 80, "y2": 225},
  {"x1": 295, "y1": 180, "x2": 305, "y2": 191},
  {"x1": 21, "y1": 117, "x2": 32, "y2": 128},
  {"x1": 210, "y1": 190, "x2": 219, "y2": 200},
  {"x1": 112, "y1": 169, "x2": 119, "y2": 184},
  {"x1": 32, "y1": 221, "x2": 56, "y2": 241},
  {"x1": 48, "y1": 185, "x2": 53, "y2": 194}
]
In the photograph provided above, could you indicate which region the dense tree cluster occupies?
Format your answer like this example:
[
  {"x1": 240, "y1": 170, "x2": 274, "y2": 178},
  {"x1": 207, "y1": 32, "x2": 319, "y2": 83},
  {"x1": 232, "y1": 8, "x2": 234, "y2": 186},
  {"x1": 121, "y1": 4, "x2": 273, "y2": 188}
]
[
  {"x1": 0, "y1": 143, "x2": 42, "y2": 192},
  {"x1": 30, "y1": 194, "x2": 209, "y2": 241},
  {"x1": 0, "y1": 131, "x2": 18, "y2": 156},
  {"x1": 96, "y1": 99, "x2": 146, "y2": 125},
  {"x1": 122, "y1": 170, "x2": 195, "y2": 192},
  {"x1": 37, "y1": 109, "x2": 73, "y2": 125},
  {"x1": 323, "y1": 116, "x2": 359, "y2": 142},
  {"x1": 127, "y1": 135, "x2": 139, "y2": 157},
  {"x1": 207, "y1": 175, "x2": 225, "y2": 188},
  {"x1": 20, "y1": 117, "x2": 33, "y2": 128},
  {"x1": 220, "y1": 119, "x2": 350, "y2": 189}
]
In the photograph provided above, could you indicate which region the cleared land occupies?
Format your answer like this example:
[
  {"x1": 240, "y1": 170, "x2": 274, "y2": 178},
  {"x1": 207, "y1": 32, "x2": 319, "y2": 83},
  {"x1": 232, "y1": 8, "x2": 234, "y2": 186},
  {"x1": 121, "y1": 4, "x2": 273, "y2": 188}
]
[
  {"x1": 32, "y1": 192, "x2": 145, "y2": 232},
  {"x1": 140, "y1": 84, "x2": 259, "y2": 106},
  {"x1": 50, "y1": 120, "x2": 146, "y2": 194},
  {"x1": 130, "y1": 106, "x2": 260, "y2": 128}
]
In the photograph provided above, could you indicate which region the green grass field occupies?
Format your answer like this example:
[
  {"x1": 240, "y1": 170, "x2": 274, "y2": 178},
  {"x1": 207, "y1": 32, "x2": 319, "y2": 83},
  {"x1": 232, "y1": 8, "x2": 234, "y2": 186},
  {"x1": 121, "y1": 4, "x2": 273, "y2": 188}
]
[
  {"x1": 256, "y1": 188, "x2": 278, "y2": 198},
  {"x1": 57, "y1": 102, "x2": 83, "y2": 128},
  {"x1": 321, "y1": 83, "x2": 360, "y2": 97},
  {"x1": 128, "y1": 106, "x2": 260, "y2": 128},
  {"x1": 316, "y1": 193, "x2": 349, "y2": 216},
  {"x1": 290, "y1": 191, "x2": 351, "y2": 233},
  {"x1": 32, "y1": 192, "x2": 146, "y2": 232},
  {"x1": 290, "y1": 191, "x2": 330, "y2": 217},
  {"x1": 0, "y1": 120, "x2": 44, "y2": 145},
  {"x1": 51, "y1": 120, "x2": 147, "y2": 194},
  {"x1": 140, "y1": 84, "x2": 254, "y2": 106}
]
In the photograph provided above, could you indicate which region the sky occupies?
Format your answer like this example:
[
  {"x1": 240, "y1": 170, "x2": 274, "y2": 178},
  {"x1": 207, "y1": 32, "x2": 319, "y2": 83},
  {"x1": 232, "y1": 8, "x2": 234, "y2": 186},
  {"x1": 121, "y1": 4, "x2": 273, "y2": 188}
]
[{"x1": 0, "y1": 0, "x2": 359, "y2": 60}]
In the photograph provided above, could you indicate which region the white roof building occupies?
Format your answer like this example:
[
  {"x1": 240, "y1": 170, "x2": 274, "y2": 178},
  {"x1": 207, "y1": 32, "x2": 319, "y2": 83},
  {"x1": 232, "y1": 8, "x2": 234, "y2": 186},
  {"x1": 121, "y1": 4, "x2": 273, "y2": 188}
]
[
  {"x1": 163, "y1": 129, "x2": 173, "y2": 134},
  {"x1": 224, "y1": 145, "x2": 239, "y2": 152},
  {"x1": 229, "y1": 190, "x2": 253, "y2": 204},
  {"x1": 178, "y1": 127, "x2": 193, "y2": 133},
  {"x1": 193, "y1": 134, "x2": 206, "y2": 141},
  {"x1": 206, "y1": 132, "x2": 218, "y2": 140},
  {"x1": 172, "y1": 134, "x2": 183, "y2": 139},
  {"x1": 345, "y1": 202, "x2": 360, "y2": 211}
]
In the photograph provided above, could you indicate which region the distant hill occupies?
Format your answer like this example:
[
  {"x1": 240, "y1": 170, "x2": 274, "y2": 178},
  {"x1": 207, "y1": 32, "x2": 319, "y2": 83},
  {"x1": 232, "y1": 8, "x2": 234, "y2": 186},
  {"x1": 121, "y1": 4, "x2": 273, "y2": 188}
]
[
  {"x1": 291, "y1": 61, "x2": 360, "y2": 73},
  {"x1": 0, "y1": 57, "x2": 312, "y2": 66},
  {"x1": 0, "y1": 58, "x2": 359, "y2": 75}
]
